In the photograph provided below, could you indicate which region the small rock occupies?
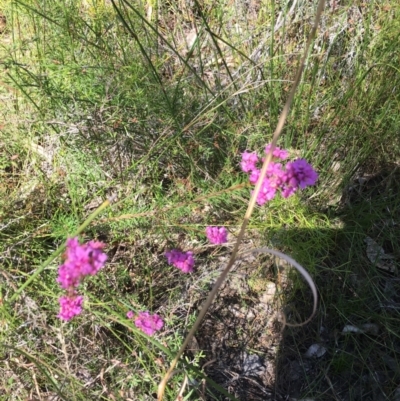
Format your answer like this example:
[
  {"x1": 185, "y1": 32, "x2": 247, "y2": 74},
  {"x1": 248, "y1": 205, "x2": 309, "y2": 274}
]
[
  {"x1": 342, "y1": 325, "x2": 363, "y2": 334},
  {"x1": 259, "y1": 281, "x2": 277, "y2": 304},
  {"x1": 304, "y1": 344, "x2": 327, "y2": 358},
  {"x1": 342, "y1": 323, "x2": 379, "y2": 335},
  {"x1": 240, "y1": 352, "x2": 265, "y2": 376}
]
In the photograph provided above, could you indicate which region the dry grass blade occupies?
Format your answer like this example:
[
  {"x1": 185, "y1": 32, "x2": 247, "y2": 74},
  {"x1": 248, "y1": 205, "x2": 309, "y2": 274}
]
[
  {"x1": 157, "y1": 0, "x2": 326, "y2": 399},
  {"x1": 239, "y1": 247, "x2": 317, "y2": 327}
]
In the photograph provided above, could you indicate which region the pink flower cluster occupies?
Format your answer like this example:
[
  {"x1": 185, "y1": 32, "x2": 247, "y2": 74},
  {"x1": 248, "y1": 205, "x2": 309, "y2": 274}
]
[
  {"x1": 57, "y1": 237, "x2": 107, "y2": 321},
  {"x1": 127, "y1": 311, "x2": 164, "y2": 336},
  {"x1": 58, "y1": 295, "x2": 83, "y2": 321},
  {"x1": 57, "y1": 238, "x2": 107, "y2": 289},
  {"x1": 206, "y1": 226, "x2": 228, "y2": 244},
  {"x1": 265, "y1": 144, "x2": 289, "y2": 160},
  {"x1": 165, "y1": 249, "x2": 195, "y2": 273},
  {"x1": 241, "y1": 144, "x2": 318, "y2": 205}
]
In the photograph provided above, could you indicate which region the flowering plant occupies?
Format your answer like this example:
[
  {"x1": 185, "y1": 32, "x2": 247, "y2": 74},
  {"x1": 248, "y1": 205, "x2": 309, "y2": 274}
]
[
  {"x1": 165, "y1": 249, "x2": 195, "y2": 273},
  {"x1": 55, "y1": 145, "x2": 317, "y2": 325},
  {"x1": 47, "y1": 143, "x2": 318, "y2": 401},
  {"x1": 241, "y1": 144, "x2": 318, "y2": 205},
  {"x1": 57, "y1": 237, "x2": 107, "y2": 321},
  {"x1": 127, "y1": 311, "x2": 164, "y2": 336},
  {"x1": 206, "y1": 226, "x2": 228, "y2": 244}
]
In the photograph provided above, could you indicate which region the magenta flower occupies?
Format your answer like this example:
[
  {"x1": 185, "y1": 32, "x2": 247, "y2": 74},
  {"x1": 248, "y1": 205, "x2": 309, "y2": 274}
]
[
  {"x1": 56, "y1": 237, "x2": 107, "y2": 321},
  {"x1": 265, "y1": 144, "x2": 289, "y2": 160},
  {"x1": 134, "y1": 311, "x2": 164, "y2": 336},
  {"x1": 240, "y1": 147, "x2": 318, "y2": 204},
  {"x1": 57, "y1": 262, "x2": 82, "y2": 289},
  {"x1": 281, "y1": 183, "x2": 298, "y2": 198},
  {"x1": 58, "y1": 295, "x2": 83, "y2": 321},
  {"x1": 240, "y1": 151, "x2": 259, "y2": 172},
  {"x1": 57, "y1": 237, "x2": 107, "y2": 289},
  {"x1": 253, "y1": 178, "x2": 277, "y2": 205},
  {"x1": 165, "y1": 249, "x2": 195, "y2": 273},
  {"x1": 248, "y1": 163, "x2": 285, "y2": 205},
  {"x1": 206, "y1": 226, "x2": 228, "y2": 244},
  {"x1": 285, "y1": 159, "x2": 318, "y2": 189},
  {"x1": 249, "y1": 168, "x2": 260, "y2": 184},
  {"x1": 86, "y1": 240, "x2": 109, "y2": 274},
  {"x1": 126, "y1": 310, "x2": 135, "y2": 319}
]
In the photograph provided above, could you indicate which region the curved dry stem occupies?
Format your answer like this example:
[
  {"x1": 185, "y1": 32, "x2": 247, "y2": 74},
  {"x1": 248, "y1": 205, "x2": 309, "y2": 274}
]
[
  {"x1": 238, "y1": 247, "x2": 318, "y2": 327},
  {"x1": 158, "y1": 1, "x2": 326, "y2": 399}
]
